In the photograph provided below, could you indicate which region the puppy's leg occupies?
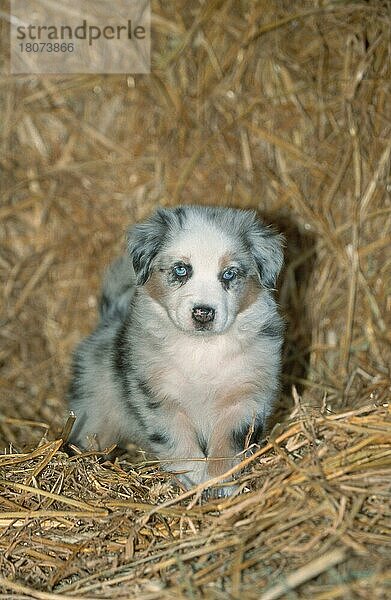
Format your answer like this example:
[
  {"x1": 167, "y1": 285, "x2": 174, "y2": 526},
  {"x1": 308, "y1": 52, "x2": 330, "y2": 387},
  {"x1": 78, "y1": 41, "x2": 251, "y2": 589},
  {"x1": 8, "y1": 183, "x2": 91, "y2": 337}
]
[
  {"x1": 68, "y1": 325, "x2": 132, "y2": 454},
  {"x1": 148, "y1": 409, "x2": 207, "y2": 490},
  {"x1": 206, "y1": 403, "x2": 263, "y2": 497}
]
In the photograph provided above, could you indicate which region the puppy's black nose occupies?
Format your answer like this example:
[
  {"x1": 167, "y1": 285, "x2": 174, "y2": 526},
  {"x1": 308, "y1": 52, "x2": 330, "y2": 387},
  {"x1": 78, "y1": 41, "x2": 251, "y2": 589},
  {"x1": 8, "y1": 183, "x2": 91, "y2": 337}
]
[{"x1": 192, "y1": 305, "x2": 215, "y2": 323}]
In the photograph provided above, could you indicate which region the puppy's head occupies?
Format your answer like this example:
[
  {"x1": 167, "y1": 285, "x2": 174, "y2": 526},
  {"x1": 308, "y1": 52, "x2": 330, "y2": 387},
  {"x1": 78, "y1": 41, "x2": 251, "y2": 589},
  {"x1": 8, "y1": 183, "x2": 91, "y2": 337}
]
[{"x1": 128, "y1": 206, "x2": 283, "y2": 335}]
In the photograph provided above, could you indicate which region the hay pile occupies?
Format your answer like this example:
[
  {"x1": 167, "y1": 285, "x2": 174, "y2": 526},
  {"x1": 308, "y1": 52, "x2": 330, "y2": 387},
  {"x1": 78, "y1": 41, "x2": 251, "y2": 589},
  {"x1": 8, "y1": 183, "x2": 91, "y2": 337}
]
[
  {"x1": 1, "y1": 1, "x2": 390, "y2": 597},
  {"x1": 0, "y1": 404, "x2": 390, "y2": 599}
]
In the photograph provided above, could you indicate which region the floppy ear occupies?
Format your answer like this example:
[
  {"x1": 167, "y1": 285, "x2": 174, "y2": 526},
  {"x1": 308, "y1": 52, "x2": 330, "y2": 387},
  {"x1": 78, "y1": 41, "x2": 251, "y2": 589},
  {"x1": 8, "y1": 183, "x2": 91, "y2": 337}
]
[
  {"x1": 246, "y1": 215, "x2": 284, "y2": 289},
  {"x1": 127, "y1": 208, "x2": 173, "y2": 285}
]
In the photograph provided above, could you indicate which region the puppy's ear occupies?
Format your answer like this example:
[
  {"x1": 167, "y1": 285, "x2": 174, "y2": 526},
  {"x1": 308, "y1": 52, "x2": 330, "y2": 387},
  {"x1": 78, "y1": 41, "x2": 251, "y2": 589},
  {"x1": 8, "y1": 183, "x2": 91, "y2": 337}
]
[
  {"x1": 127, "y1": 208, "x2": 173, "y2": 285},
  {"x1": 246, "y1": 214, "x2": 284, "y2": 289}
]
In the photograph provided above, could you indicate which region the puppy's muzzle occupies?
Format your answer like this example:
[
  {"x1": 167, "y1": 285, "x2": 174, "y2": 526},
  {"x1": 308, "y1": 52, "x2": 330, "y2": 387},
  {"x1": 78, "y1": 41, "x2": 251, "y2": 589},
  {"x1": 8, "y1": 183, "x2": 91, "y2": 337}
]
[{"x1": 192, "y1": 305, "x2": 215, "y2": 323}]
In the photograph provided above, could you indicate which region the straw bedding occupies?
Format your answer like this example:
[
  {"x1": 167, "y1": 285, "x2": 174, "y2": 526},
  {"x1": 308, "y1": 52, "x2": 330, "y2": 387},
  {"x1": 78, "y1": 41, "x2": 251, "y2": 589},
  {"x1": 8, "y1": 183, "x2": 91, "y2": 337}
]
[{"x1": 1, "y1": 1, "x2": 390, "y2": 597}]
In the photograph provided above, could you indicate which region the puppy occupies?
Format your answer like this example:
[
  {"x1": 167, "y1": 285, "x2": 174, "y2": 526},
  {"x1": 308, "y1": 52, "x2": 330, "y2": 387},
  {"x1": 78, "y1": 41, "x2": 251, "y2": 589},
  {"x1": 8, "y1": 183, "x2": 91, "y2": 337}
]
[{"x1": 68, "y1": 205, "x2": 284, "y2": 495}]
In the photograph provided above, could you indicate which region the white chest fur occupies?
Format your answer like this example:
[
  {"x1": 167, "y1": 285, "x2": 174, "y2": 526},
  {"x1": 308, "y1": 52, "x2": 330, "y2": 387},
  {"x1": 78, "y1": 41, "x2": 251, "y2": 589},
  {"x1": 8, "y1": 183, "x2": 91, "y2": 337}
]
[{"x1": 141, "y1": 326, "x2": 260, "y2": 431}]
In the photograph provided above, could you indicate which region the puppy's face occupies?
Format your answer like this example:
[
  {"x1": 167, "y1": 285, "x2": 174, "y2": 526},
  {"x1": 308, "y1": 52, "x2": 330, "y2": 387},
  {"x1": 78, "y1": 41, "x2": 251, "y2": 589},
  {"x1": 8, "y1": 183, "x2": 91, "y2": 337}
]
[
  {"x1": 147, "y1": 238, "x2": 259, "y2": 334},
  {"x1": 128, "y1": 206, "x2": 283, "y2": 335}
]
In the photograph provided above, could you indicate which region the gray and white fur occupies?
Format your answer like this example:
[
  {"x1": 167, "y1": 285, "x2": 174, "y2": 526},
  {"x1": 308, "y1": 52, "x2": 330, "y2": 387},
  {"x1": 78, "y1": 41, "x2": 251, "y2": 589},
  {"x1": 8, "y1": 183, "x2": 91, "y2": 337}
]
[{"x1": 68, "y1": 205, "x2": 284, "y2": 495}]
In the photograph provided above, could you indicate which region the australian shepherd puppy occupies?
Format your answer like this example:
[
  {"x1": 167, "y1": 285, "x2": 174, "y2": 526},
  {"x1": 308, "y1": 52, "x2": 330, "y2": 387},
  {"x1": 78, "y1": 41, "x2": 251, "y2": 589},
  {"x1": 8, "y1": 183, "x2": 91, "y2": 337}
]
[{"x1": 68, "y1": 205, "x2": 284, "y2": 496}]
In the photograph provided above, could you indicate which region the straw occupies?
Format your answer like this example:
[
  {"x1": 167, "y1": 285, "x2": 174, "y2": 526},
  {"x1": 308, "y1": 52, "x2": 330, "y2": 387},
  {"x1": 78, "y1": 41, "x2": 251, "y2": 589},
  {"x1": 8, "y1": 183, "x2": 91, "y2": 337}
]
[{"x1": 1, "y1": 0, "x2": 390, "y2": 597}]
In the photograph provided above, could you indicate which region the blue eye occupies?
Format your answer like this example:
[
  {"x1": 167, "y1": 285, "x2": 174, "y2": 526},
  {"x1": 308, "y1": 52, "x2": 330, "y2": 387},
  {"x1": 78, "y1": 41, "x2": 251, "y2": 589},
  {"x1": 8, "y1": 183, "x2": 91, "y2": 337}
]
[
  {"x1": 174, "y1": 265, "x2": 188, "y2": 277},
  {"x1": 222, "y1": 269, "x2": 236, "y2": 281}
]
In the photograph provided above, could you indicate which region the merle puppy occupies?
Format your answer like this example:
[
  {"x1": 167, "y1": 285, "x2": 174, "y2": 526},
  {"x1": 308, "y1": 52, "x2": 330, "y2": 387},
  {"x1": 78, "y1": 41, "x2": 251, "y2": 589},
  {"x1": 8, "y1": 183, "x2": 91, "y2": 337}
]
[{"x1": 68, "y1": 205, "x2": 284, "y2": 495}]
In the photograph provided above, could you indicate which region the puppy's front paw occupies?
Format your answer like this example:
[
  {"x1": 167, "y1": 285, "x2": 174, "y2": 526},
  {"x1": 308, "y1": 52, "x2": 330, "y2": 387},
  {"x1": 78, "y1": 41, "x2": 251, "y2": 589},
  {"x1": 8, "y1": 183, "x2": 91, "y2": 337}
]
[{"x1": 203, "y1": 483, "x2": 239, "y2": 500}]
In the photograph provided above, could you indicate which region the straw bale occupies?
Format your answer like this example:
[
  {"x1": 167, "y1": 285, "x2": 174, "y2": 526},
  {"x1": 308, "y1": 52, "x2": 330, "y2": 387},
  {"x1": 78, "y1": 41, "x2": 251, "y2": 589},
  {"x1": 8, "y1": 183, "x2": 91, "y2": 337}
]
[{"x1": 0, "y1": 0, "x2": 390, "y2": 597}]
